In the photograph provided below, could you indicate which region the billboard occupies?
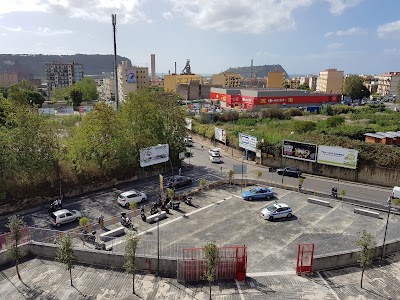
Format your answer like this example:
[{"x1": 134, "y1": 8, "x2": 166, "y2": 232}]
[
  {"x1": 126, "y1": 68, "x2": 137, "y2": 83},
  {"x1": 317, "y1": 145, "x2": 358, "y2": 169},
  {"x1": 215, "y1": 127, "x2": 226, "y2": 143},
  {"x1": 56, "y1": 106, "x2": 74, "y2": 115},
  {"x1": 38, "y1": 108, "x2": 55, "y2": 115},
  {"x1": 140, "y1": 144, "x2": 169, "y2": 167},
  {"x1": 282, "y1": 140, "x2": 317, "y2": 162},
  {"x1": 238, "y1": 133, "x2": 258, "y2": 152},
  {"x1": 185, "y1": 118, "x2": 192, "y2": 130}
]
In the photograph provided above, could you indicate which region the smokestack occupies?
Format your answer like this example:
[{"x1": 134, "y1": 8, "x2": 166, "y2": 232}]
[
  {"x1": 174, "y1": 62, "x2": 177, "y2": 75},
  {"x1": 250, "y1": 59, "x2": 253, "y2": 79},
  {"x1": 150, "y1": 54, "x2": 156, "y2": 81}
]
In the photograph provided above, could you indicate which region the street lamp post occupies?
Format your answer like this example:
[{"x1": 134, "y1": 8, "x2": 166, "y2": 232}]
[
  {"x1": 381, "y1": 197, "x2": 392, "y2": 260},
  {"x1": 156, "y1": 217, "x2": 160, "y2": 274},
  {"x1": 241, "y1": 156, "x2": 244, "y2": 192}
]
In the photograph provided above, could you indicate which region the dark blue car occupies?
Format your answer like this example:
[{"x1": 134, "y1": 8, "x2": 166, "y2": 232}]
[{"x1": 242, "y1": 186, "x2": 274, "y2": 201}]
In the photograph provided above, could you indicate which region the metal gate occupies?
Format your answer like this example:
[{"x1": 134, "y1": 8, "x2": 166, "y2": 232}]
[
  {"x1": 296, "y1": 243, "x2": 314, "y2": 274},
  {"x1": 177, "y1": 245, "x2": 247, "y2": 282}
]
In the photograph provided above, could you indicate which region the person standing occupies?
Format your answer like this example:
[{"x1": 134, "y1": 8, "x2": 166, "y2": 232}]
[
  {"x1": 98, "y1": 213, "x2": 104, "y2": 229},
  {"x1": 178, "y1": 168, "x2": 182, "y2": 176}
]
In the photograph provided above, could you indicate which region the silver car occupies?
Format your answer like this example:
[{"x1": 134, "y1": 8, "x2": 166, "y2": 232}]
[{"x1": 50, "y1": 209, "x2": 82, "y2": 227}]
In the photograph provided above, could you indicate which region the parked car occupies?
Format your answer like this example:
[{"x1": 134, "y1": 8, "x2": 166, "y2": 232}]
[
  {"x1": 261, "y1": 203, "x2": 293, "y2": 221},
  {"x1": 208, "y1": 148, "x2": 221, "y2": 156},
  {"x1": 50, "y1": 209, "x2": 82, "y2": 227},
  {"x1": 165, "y1": 175, "x2": 193, "y2": 189},
  {"x1": 242, "y1": 186, "x2": 274, "y2": 201},
  {"x1": 184, "y1": 136, "x2": 194, "y2": 147},
  {"x1": 117, "y1": 190, "x2": 147, "y2": 208},
  {"x1": 209, "y1": 152, "x2": 222, "y2": 163},
  {"x1": 276, "y1": 167, "x2": 302, "y2": 178}
]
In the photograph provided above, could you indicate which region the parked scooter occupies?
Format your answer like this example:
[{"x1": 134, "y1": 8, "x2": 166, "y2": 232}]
[
  {"x1": 48, "y1": 202, "x2": 62, "y2": 214},
  {"x1": 331, "y1": 186, "x2": 338, "y2": 199},
  {"x1": 80, "y1": 229, "x2": 96, "y2": 243},
  {"x1": 150, "y1": 204, "x2": 159, "y2": 215},
  {"x1": 120, "y1": 212, "x2": 134, "y2": 229},
  {"x1": 183, "y1": 195, "x2": 193, "y2": 206}
]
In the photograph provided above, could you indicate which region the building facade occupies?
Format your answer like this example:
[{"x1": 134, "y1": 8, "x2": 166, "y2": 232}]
[
  {"x1": 210, "y1": 87, "x2": 341, "y2": 109},
  {"x1": 316, "y1": 68, "x2": 344, "y2": 93},
  {"x1": 117, "y1": 61, "x2": 149, "y2": 101},
  {"x1": 163, "y1": 74, "x2": 202, "y2": 94},
  {"x1": 284, "y1": 77, "x2": 301, "y2": 89},
  {"x1": 101, "y1": 78, "x2": 116, "y2": 101},
  {"x1": 212, "y1": 73, "x2": 241, "y2": 87},
  {"x1": 267, "y1": 71, "x2": 285, "y2": 88},
  {"x1": 377, "y1": 72, "x2": 400, "y2": 96},
  {"x1": 45, "y1": 62, "x2": 84, "y2": 99},
  {"x1": 0, "y1": 72, "x2": 18, "y2": 87}
]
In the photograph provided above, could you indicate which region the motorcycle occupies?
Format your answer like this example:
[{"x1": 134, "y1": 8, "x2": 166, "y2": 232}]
[
  {"x1": 331, "y1": 188, "x2": 338, "y2": 199},
  {"x1": 140, "y1": 211, "x2": 146, "y2": 221},
  {"x1": 80, "y1": 229, "x2": 96, "y2": 243},
  {"x1": 167, "y1": 201, "x2": 180, "y2": 210},
  {"x1": 160, "y1": 203, "x2": 170, "y2": 214},
  {"x1": 183, "y1": 196, "x2": 193, "y2": 206},
  {"x1": 120, "y1": 212, "x2": 134, "y2": 229},
  {"x1": 48, "y1": 202, "x2": 62, "y2": 214},
  {"x1": 150, "y1": 204, "x2": 159, "y2": 215}
]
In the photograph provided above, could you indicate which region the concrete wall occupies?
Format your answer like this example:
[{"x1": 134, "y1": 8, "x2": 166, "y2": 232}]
[{"x1": 21, "y1": 242, "x2": 177, "y2": 276}]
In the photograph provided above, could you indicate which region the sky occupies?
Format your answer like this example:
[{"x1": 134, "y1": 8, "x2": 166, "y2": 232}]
[{"x1": 0, "y1": 0, "x2": 400, "y2": 76}]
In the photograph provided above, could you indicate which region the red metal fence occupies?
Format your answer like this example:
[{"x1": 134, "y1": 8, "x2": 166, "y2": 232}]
[
  {"x1": 177, "y1": 245, "x2": 247, "y2": 282},
  {"x1": 296, "y1": 243, "x2": 314, "y2": 274}
]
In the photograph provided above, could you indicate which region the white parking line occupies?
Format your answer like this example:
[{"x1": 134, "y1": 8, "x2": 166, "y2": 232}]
[
  {"x1": 246, "y1": 270, "x2": 296, "y2": 277},
  {"x1": 316, "y1": 271, "x2": 341, "y2": 300},
  {"x1": 235, "y1": 280, "x2": 246, "y2": 300}
]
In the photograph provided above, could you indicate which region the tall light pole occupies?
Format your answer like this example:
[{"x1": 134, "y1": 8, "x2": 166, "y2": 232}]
[
  {"x1": 241, "y1": 156, "x2": 244, "y2": 192},
  {"x1": 111, "y1": 14, "x2": 119, "y2": 111},
  {"x1": 155, "y1": 217, "x2": 160, "y2": 275},
  {"x1": 381, "y1": 197, "x2": 392, "y2": 260}
]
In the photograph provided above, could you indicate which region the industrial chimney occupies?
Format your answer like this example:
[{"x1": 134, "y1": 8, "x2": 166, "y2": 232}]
[{"x1": 150, "y1": 54, "x2": 156, "y2": 81}]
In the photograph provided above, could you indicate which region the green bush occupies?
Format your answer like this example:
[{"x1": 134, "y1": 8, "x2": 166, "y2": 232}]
[
  {"x1": 236, "y1": 118, "x2": 257, "y2": 126},
  {"x1": 293, "y1": 120, "x2": 316, "y2": 133},
  {"x1": 321, "y1": 105, "x2": 334, "y2": 116},
  {"x1": 284, "y1": 107, "x2": 304, "y2": 117},
  {"x1": 326, "y1": 116, "x2": 345, "y2": 127}
]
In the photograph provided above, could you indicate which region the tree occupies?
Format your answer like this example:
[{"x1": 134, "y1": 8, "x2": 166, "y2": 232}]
[
  {"x1": 200, "y1": 179, "x2": 207, "y2": 190},
  {"x1": 343, "y1": 75, "x2": 370, "y2": 100},
  {"x1": 74, "y1": 78, "x2": 98, "y2": 100},
  {"x1": 69, "y1": 88, "x2": 83, "y2": 107},
  {"x1": 51, "y1": 86, "x2": 70, "y2": 103},
  {"x1": 203, "y1": 241, "x2": 219, "y2": 300},
  {"x1": 124, "y1": 232, "x2": 140, "y2": 295},
  {"x1": 298, "y1": 177, "x2": 304, "y2": 190},
  {"x1": 129, "y1": 202, "x2": 137, "y2": 227},
  {"x1": 356, "y1": 230, "x2": 376, "y2": 288},
  {"x1": 228, "y1": 170, "x2": 234, "y2": 186},
  {"x1": 256, "y1": 170, "x2": 262, "y2": 181},
  {"x1": 56, "y1": 233, "x2": 76, "y2": 286},
  {"x1": 5, "y1": 215, "x2": 27, "y2": 280}
]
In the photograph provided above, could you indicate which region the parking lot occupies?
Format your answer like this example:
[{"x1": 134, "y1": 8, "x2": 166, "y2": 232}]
[{"x1": 102, "y1": 184, "x2": 400, "y2": 273}]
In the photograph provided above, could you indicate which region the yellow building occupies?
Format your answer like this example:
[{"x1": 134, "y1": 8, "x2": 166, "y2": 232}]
[
  {"x1": 212, "y1": 73, "x2": 241, "y2": 87},
  {"x1": 267, "y1": 71, "x2": 285, "y2": 88},
  {"x1": 284, "y1": 77, "x2": 301, "y2": 89},
  {"x1": 0, "y1": 72, "x2": 18, "y2": 87},
  {"x1": 316, "y1": 68, "x2": 344, "y2": 93},
  {"x1": 163, "y1": 74, "x2": 202, "y2": 94}
]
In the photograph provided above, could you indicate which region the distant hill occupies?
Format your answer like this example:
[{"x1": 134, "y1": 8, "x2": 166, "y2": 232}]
[
  {"x1": 224, "y1": 64, "x2": 289, "y2": 79},
  {"x1": 0, "y1": 54, "x2": 132, "y2": 78}
]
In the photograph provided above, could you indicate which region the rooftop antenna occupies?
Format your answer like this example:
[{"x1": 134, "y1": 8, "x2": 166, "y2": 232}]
[{"x1": 112, "y1": 14, "x2": 119, "y2": 110}]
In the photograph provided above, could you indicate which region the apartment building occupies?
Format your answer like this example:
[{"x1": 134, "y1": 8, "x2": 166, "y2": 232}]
[
  {"x1": 45, "y1": 62, "x2": 84, "y2": 99},
  {"x1": 267, "y1": 71, "x2": 285, "y2": 88},
  {"x1": 377, "y1": 72, "x2": 400, "y2": 96},
  {"x1": 117, "y1": 61, "x2": 149, "y2": 102},
  {"x1": 0, "y1": 72, "x2": 18, "y2": 87},
  {"x1": 212, "y1": 73, "x2": 241, "y2": 87},
  {"x1": 101, "y1": 78, "x2": 116, "y2": 101},
  {"x1": 316, "y1": 68, "x2": 344, "y2": 94},
  {"x1": 284, "y1": 77, "x2": 301, "y2": 89},
  {"x1": 360, "y1": 75, "x2": 379, "y2": 94},
  {"x1": 163, "y1": 74, "x2": 202, "y2": 94}
]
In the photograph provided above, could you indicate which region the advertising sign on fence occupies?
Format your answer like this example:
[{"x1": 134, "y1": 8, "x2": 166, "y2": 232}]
[
  {"x1": 238, "y1": 133, "x2": 258, "y2": 152},
  {"x1": 185, "y1": 118, "x2": 192, "y2": 130},
  {"x1": 139, "y1": 144, "x2": 169, "y2": 167},
  {"x1": 38, "y1": 107, "x2": 55, "y2": 115},
  {"x1": 317, "y1": 145, "x2": 358, "y2": 169},
  {"x1": 215, "y1": 127, "x2": 226, "y2": 143},
  {"x1": 282, "y1": 140, "x2": 317, "y2": 162},
  {"x1": 56, "y1": 106, "x2": 74, "y2": 115}
]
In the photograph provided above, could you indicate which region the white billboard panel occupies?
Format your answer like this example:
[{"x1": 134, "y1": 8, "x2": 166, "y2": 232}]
[
  {"x1": 56, "y1": 106, "x2": 74, "y2": 115},
  {"x1": 215, "y1": 127, "x2": 226, "y2": 143},
  {"x1": 185, "y1": 118, "x2": 192, "y2": 130},
  {"x1": 38, "y1": 108, "x2": 55, "y2": 115},
  {"x1": 317, "y1": 145, "x2": 358, "y2": 169},
  {"x1": 238, "y1": 132, "x2": 258, "y2": 152},
  {"x1": 140, "y1": 144, "x2": 169, "y2": 167}
]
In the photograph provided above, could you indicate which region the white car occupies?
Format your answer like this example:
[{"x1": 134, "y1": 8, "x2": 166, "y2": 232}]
[
  {"x1": 50, "y1": 209, "x2": 82, "y2": 227},
  {"x1": 209, "y1": 152, "x2": 222, "y2": 163},
  {"x1": 261, "y1": 203, "x2": 293, "y2": 221},
  {"x1": 117, "y1": 190, "x2": 147, "y2": 208},
  {"x1": 208, "y1": 148, "x2": 221, "y2": 156}
]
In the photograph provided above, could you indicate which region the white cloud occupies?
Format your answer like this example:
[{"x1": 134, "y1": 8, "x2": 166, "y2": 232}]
[
  {"x1": 324, "y1": 27, "x2": 367, "y2": 37},
  {"x1": 377, "y1": 20, "x2": 400, "y2": 38},
  {"x1": 0, "y1": 25, "x2": 72, "y2": 36},
  {"x1": 327, "y1": 42, "x2": 344, "y2": 49},
  {"x1": 324, "y1": 0, "x2": 363, "y2": 15},
  {"x1": 166, "y1": 0, "x2": 314, "y2": 34},
  {"x1": 163, "y1": 11, "x2": 173, "y2": 21},
  {"x1": 0, "y1": 0, "x2": 150, "y2": 24}
]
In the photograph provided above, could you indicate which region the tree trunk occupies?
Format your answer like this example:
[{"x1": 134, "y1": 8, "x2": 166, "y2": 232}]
[
  {"x1": 209, "y1": 280, "x2": 212, "y2": 300},
  {"x1": 70, "y1": 268, "x2": 73, "y2": 286},
  {"x1": 360, "y1": 266, "x2": 365, "y2": 288},
  {"x1": 16, "y1": 259, "x2": 21, "y2": 280},
  {"x1": 132, "y1": 273, "x2": 135, "y2": 294}
]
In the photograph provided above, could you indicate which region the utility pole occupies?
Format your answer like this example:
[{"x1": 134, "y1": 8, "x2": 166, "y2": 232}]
[{"x1": 112, "y1": 14, "x2": 119, "y2": 111}]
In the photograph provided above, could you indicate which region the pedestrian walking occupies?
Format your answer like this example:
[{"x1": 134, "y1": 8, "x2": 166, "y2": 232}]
[
  {"x1": 98, "y1": 213, "x2": 104, "y2": 229},
  {"x1": 178, "y1": 168, "x2": 182, "y2": 176}
]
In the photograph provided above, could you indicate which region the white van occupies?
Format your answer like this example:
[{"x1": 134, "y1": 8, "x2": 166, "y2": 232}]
[{"x1": 393, "y1": 186, "x2": 400, "y2": 199}]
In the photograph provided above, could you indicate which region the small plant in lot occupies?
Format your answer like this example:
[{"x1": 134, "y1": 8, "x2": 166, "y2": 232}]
[
  {"x1": 5, "y1": 215, "x2": 27, "y2": 280},
  {"x1": 203, "y1": 241, "x2": 219, "y2": 300},
  {"x1": 356, "y1": 230, "x2": 376, "y2": 288},
  {"x1": 256, "y1": 170, "x2": 262, "y2": 181},
  {"x1": 200, "y1": 179, "x2": 207, "y2": 190},
  {"x1": 56, "y1": 233, "x2": 76, "y2": 286}
]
